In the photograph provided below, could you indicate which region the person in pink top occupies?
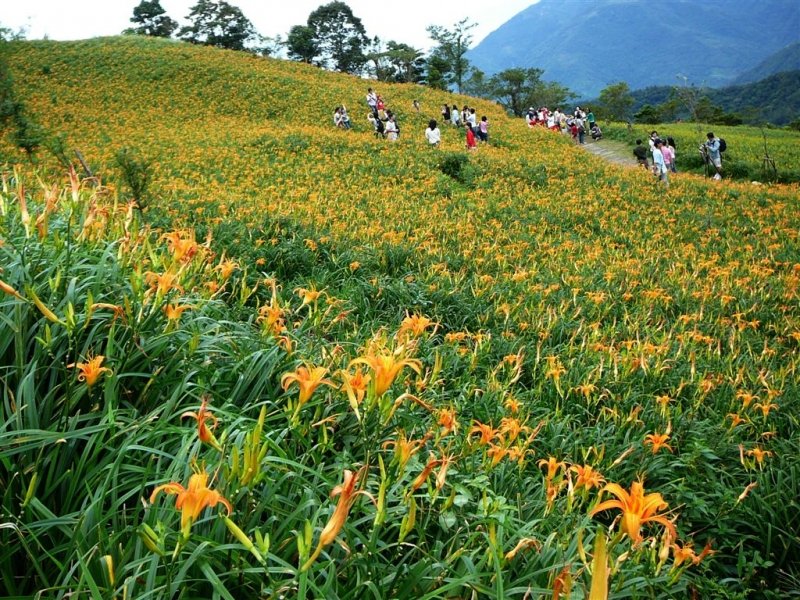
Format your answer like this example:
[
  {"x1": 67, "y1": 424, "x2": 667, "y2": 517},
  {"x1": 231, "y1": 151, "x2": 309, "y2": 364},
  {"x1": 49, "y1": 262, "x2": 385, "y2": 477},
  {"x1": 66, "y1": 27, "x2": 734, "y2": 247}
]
[{"x1": 660, "y1": 140, "x2": 675, "y2": 173}]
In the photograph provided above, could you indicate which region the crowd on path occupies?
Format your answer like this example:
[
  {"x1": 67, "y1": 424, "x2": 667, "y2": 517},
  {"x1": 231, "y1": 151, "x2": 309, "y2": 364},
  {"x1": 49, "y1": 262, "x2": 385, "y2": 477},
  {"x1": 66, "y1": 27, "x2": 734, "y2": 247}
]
[
  {"x1": 332, "y1": 87, "x2": 493, "y2": 151},
  {"x1": 333, "y1": 91, "x2": 725, "y2": 184}
]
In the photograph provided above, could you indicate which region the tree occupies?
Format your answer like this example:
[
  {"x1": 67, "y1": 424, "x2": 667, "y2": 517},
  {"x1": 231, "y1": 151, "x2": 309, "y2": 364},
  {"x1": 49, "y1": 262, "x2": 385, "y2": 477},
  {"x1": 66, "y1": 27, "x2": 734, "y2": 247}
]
[
  {"x1": 634, "y1": 103, "x2": 662, "y2": 124},
  {"x1": 536, "y1": 81, "x2": 573, "y2": 111},
  {"x1": 463, "y1": 68, "x2": 491, "y2": 99},
  {"x1": 487, "y1": 68, "x2": 573, "y2": 116},
  {"x1": 126, "y1": 1, "x2": 178, "y2": 38},
  {"x1": 426, "y1": 18, "x2": 476, "y2": 93},
  {"x1": 287, "y1": 25, "x2": 318, "y2": 63},
  {"x1": 306, "y1": 2, "x2": 369, "y2": 74},
  {"x1": 0, "y1": 24, "x2": 26, "y2": 42},
  {"x1": 489, "y1": 68, "x2": 535, "y2": 116},
  {"x1": 598, "y1": 81, "x2": 634, "y2": 123},
  {"x1": 367, "y1": 40, "x2": 425, "y2": 83},
  {"x1": 424, "y1": 54, "x2": 451, "y2": 90},
  {"x1": 179, "y1": 1, "x2": 258, "y2": 52}
]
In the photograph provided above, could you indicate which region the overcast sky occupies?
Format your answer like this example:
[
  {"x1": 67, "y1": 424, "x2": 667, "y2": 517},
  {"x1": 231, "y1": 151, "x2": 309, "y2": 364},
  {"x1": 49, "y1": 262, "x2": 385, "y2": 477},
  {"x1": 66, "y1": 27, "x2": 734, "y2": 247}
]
[{"x1": 3, "y1": 0, "x2": 538, "y2": 52}]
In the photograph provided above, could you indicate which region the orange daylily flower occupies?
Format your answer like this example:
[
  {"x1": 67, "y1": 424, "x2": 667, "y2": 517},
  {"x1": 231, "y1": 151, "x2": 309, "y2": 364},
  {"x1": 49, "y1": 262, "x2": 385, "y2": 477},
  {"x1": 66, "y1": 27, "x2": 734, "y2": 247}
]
[
  {"x1": 746, "y1": 447, "x2": 773, "y2": 466},
  {"x1": 339, "y1": 367, "x2": 370, "y2": 418},
  {"x1": 538, "y1": 456, "x2": 566, "y2": 481},
  {"x1": 571, "y1": 464, "x2": 605, "y2": 491},
  {"x1": 181, "y1": 396, "x2": 222, "y2": 450},
  {"x1": 69, "y1": 353, "x2": 112, "y2": 387},
  {"x1": 672, "y1": 541, "x2": 715, "y2": 567},
  {"x1": 487, "y1": 443, "x2": 510, "y2": 466},
  {"x1": 161, "y1": 230, "x2": 199, "y2": 263},
  {"x1": 397, "y1": 313, "x2": 435, "y2": 340},
  {"x1": 500, "y1": 416, "x2": 529, "y2": 443},
  {"x1": 470, "y1": 421, "x2": 499, "y2": 446},
  {"x1": 590, "y1": 481, "x2": 677, "y2": 544},
  {"x1": 163, "y1": 302, "x2": 193, "y2": 322},
  {"x1": 383, "y1": 430, "x2": 428, "y2": 473},
  {"x1": 150, "y1": 469, "x2": 232, "y2": 538},
  {"x1": 215, "y1": 258, "x2": 239, "y2": 280},
  {"x1": 350, "y1": 344, "x2": 422, "y2": 397},
  {"x1": 409, "y1": 453, "x2": 441, "y2": 493},
  {"x1": 145, "y1": 270, "x2": 184, "y2": 296},
  {"x1": 644, "y1": 432, "x2": 673, "y2": 454},
  {"x1": 437, "y1": 407, "x2": 458, "y2": 437},
  {"x1": 280, "y1": 364, "x2": 335, "y2": 415},
  {"x1": 302, "y1": 468, "x2": 372, "y2": 571},
  {"x1": 753, "y1": 400, "x2": 778, "y2": 417}
]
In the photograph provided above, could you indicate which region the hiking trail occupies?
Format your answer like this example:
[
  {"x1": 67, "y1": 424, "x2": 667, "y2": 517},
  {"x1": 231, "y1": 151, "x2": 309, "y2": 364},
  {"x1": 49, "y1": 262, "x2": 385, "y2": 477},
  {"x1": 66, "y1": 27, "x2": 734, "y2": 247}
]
[{"x1": 581, "y1": 138, "x2": 637, "y2": 167}]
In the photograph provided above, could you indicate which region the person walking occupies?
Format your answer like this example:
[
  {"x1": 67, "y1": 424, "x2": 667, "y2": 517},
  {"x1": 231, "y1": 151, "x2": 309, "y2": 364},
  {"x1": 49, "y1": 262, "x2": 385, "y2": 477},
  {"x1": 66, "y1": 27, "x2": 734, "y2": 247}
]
[{"x1": 652, "y1": 139, "x2": 669, "y2": 189}]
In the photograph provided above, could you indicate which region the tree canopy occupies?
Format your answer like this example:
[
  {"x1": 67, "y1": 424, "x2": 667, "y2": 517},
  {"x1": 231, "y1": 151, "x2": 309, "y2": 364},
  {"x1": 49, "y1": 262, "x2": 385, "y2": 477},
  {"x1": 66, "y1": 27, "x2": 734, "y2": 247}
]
[
  {"x1": 179, "y1": 0, "x2": 258, "y2": 52},
  {"x1": 425, "y1": 19, "x2": 476, "y2": 93},
  {"x1": 127, "y1": 0, "x2": 179, "y2": 38},
  {"x1": 598, "y1": 81, "x2": 635, "y2": 122},
  {"x1": 305, "y1": 1, "x2": 369, "y2": 74}
]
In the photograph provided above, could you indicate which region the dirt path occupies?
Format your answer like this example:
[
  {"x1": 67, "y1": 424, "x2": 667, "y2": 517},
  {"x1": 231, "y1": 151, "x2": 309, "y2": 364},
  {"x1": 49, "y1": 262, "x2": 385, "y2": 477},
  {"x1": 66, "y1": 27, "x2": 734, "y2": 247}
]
[{"x1": 581, "y1": 138, "x2": 638, "y2": 167}]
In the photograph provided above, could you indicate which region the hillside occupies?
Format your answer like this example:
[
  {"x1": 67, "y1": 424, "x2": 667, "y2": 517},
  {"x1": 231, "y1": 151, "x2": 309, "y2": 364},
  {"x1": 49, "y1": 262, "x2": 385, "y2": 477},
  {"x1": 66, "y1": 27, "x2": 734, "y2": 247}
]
[
  {"x1": 2, "y1": 37, "x2": 800, "y2": 599},
  {"x1": 467, "y1": 0, "x2": 800, "y2": 97},
  {"x1": 733, "y1": 41, "x2": 800, "y2": 84}
]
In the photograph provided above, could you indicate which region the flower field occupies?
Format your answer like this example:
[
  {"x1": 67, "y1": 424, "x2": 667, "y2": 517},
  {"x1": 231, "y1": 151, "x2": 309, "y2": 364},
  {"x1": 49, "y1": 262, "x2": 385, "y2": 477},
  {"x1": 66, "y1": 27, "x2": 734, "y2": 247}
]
[{"x1": 1, "y1": 37, "x2": 799, "y2": 599}]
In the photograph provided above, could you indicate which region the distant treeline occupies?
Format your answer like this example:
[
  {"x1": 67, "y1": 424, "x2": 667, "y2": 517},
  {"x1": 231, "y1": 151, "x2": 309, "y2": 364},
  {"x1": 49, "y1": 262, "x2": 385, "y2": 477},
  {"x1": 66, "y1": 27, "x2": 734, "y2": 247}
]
[{"x1": 622, "y1": 71, "x2": 800, "y2": 127}]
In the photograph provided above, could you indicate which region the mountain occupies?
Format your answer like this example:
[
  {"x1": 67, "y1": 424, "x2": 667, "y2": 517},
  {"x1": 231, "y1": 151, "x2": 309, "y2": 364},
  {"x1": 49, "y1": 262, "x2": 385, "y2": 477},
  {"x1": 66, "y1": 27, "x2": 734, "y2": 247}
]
[
  {"x1": 604, "y1": 70, "x2": 800, "y2": 125},
  {"x1": 733, "y1": 42, "x2": 800, "y2": 85},
  {"x1": 467, "y1": 0, "x2": 800, "y2": 98}
]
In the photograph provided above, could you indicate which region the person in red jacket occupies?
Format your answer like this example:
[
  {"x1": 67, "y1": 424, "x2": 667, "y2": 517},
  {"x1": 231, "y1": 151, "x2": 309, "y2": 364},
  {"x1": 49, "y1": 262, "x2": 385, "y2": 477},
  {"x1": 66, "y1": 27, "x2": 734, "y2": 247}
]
[{"x1": 466, "y1": 126, "x2": 477, "y2": 150}]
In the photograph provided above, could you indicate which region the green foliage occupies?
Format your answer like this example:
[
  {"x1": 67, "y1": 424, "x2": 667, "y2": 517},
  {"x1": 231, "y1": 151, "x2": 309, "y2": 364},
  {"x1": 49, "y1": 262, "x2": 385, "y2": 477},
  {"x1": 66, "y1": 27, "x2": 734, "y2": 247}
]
[
  {"x1": 598, "y1": 81, "x2": 634, "y2": 123},
  {"x1": 126, "y1": 0, "x2": 179, "y2": 38},
  {"x1": 179, "y1": 0, "x2": 258, "y2": 52},
  {"x1": 286, "y1": 25, "x2": 318, "y2": 64},
  {"x1": 426, "y1": 18, "x2": 476, "y2": 93},
  {"x1": 305, "y1": 1, "x2": 369, "y2": 74},
  {"x1": 368, "y1": 40, "x2": 426, "y2": 84},
  {"x1": 437, "y1": 151, "x2": 474, "y2": 185},
  {"x1": 115, "y1": 147, "x2": 153, "y2": 208},
  {"x1": 2, "y1": 36, "x2": 800, "y2": 600}
]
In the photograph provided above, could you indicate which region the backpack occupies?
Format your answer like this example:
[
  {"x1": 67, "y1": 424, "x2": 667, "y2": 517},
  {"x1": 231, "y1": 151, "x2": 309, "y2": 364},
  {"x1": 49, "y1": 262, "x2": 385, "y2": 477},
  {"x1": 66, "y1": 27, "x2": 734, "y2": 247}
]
[{"x1": 718, "y1": 138, "x2": 727, "y2": 153}]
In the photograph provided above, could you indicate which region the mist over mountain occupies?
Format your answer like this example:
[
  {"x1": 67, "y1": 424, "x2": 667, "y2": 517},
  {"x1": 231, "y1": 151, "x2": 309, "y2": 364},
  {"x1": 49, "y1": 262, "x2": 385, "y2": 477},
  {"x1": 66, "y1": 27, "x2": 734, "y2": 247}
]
[{"x1": 467, "y1": 0, "x2": 800, "y2": 97}]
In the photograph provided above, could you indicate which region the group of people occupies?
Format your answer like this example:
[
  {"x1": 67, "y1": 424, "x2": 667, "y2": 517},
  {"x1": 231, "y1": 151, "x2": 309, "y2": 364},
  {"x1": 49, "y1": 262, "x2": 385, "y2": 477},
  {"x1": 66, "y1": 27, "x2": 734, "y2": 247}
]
[
  {"x1": 633, "y1": 131, "x2": 678, "y2": 188},
  {"x1": 363, "y1": 87, "x2": 403, "y2": 140},
  {"x1": 526, "y1": 106, "x2": 602, "y2": 144},
  {"x1": 342, "y1": 87, "x2": 492, "y2": 150},
  {"x1": 439, "y1": 104, "x2": 490, "y2": 145}
]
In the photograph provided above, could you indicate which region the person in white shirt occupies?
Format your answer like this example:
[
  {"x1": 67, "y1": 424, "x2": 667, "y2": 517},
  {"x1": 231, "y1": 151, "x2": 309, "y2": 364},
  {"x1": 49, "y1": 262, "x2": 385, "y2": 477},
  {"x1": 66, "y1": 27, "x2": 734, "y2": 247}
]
[
  {"x1": 425, "y1": 119, "x2": 441, "y2": 146},
  {"x1": 652, "y1": 139, "x2": 669, "y2": 188},
  {"x1": 366, "y1": 88, "x2": 378, "y2": 117},
  {"x1": 385, "y1": 116, "x2": 398, "y2": 141}
]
